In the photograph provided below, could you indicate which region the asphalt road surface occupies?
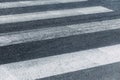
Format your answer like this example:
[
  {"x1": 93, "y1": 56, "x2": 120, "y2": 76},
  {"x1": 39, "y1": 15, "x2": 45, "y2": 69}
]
[
  {"x1": 38, "y1": 62, "x2": 120, "y2": 80},
  {"x1": 0, "y1": 0, "x2": 120, "y2": 65},
  {"x1": 0, "y1": 0, "x2": 119, "y2": 33},
  {"x1": 0, "y1": 0, "x2": 120, "y2": 80}
]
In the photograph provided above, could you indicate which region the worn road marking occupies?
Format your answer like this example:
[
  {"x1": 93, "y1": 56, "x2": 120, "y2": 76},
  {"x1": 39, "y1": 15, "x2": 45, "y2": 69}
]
[
  {"x1": 1, "y1": 44, "x2": 120, "y2": 80},
  {"x1": 0, "y1": 6, "x2": 113, "y2": 24},
  {"x1": 0, "y1": 0, "x2": 87, "y2": 9},
  {"x1": 0, "y1": 18, "x2": 119, "y2": 47}
]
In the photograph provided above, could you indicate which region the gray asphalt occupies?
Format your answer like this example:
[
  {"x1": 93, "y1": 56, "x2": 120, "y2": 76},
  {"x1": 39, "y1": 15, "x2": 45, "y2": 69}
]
[
  {"x1": 0, "y1": 0, "x2": 120, "y2": 80},
  {"x1": 0, "y1": 0, "x2": 120, "y2": 64},
  {"x1": 0, "y1": 0, "x2": 120, "y2": 33},
  {"x1": 38, "y1": 62, "x2": 120, "y2": 80}
]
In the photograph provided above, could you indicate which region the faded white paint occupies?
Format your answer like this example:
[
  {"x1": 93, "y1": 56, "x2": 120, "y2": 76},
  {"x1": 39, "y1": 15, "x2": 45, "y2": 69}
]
[
  {"x1": 1, "y1": 44, "x2": 120, "y2": 80},
  {"x1": 0, "y1": 67, "x2": 18, "y2": 80},
  {"x1": 0, "y1": 18, "x2": 120, "y2": 47},
  {"x1": 0, "y1": 0, "x2": 87, "y2": 9},
  {"x1": 0, "y1": 6, "x2": 113, "y2": 24}
]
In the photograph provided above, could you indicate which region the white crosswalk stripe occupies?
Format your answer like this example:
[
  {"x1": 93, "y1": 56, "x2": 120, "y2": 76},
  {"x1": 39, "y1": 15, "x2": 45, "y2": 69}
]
[
  {"x1": 1, "y1": 44, "x2": 120, "y2": 80},
  {"x1": 0, "y1": 0, "x2": 87, "y2": 9},
  {"x1": 0, "y1": 6, "x2": 113, "y2": 24},
  {"x1": 0, "y1": 0, "x2": 119, "y2": 80},
  {"x1": 0, "y1": 18, "x2": 120, "y2": 47}
]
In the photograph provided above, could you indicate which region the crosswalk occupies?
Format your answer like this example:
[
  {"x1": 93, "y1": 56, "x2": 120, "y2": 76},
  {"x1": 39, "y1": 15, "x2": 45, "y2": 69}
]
[
  {"x1": 0, "y1": 0, "x2": 120, "y2": 80},
  {"x1": 1, "y1": 44, "x2": 120, "y2": 80},
  {"x1": 0, "y1": 6, "x2": 113, "y2": 24},
  {"x1": 0, "y1": 0, "x2": 88, "y2": 9},
  {"x1": 1, "y1": 18, "x2": 120, "y2": 47}
]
